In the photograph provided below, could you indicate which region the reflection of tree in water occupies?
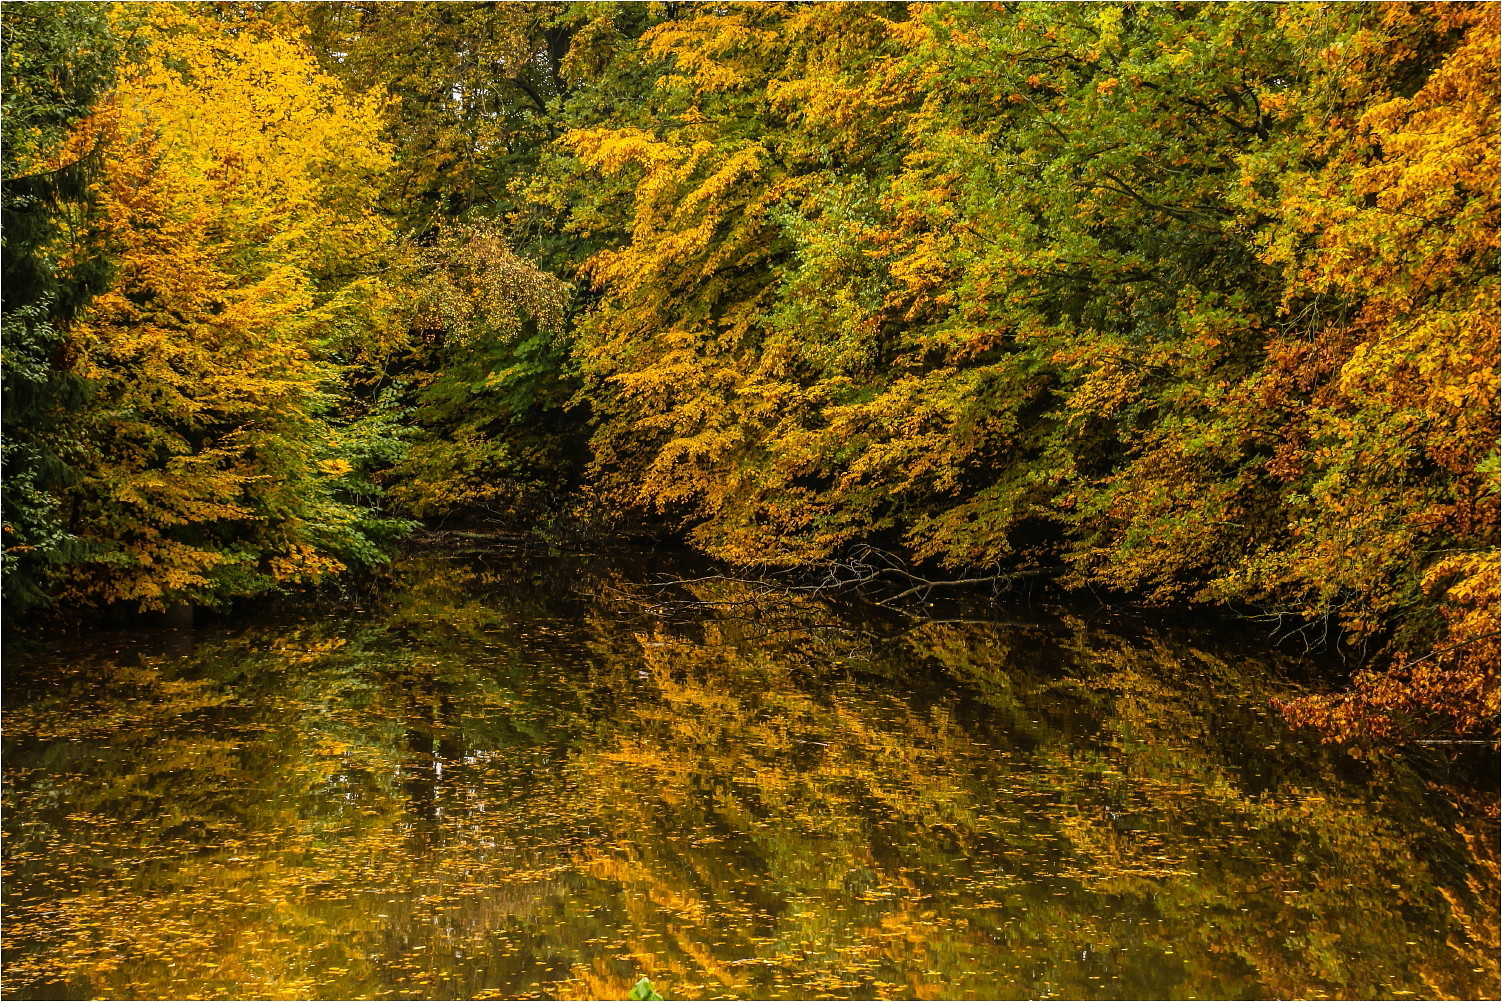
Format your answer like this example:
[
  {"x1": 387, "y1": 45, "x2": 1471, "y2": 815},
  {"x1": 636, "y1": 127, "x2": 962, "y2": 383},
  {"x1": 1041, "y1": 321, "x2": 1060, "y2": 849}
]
[
  {"x1": 399, "y1": 665, "x2": 461, "y2": 830},
  {"x1": 2, "y1": 545, "x2": 1496, "y2": 1000},
  {"x1": 573, "y1": 566, "x2": 1500, "y2": 1000}
]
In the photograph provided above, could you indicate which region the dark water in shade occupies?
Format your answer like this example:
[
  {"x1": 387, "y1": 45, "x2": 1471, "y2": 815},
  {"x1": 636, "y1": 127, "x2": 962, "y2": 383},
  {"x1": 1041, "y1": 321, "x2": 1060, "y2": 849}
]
[{"x1": 3, "y1": 543, "x2": 1498, "y2": 1002}]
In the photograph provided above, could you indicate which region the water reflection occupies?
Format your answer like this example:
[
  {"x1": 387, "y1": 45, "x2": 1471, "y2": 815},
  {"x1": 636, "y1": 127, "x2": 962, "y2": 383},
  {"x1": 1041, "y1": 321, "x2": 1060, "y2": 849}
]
[{"x1": 3, "y1": 546, "x2": 1497, "y2": 1001}]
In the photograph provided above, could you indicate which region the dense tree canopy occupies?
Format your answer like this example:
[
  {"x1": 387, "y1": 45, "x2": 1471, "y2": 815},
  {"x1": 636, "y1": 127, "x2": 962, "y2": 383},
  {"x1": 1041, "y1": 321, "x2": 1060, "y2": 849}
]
[
  {"x1": 3, "y1": 1, "x2": 1496, "y2": 743},
  {"x1": 2, "y1": 1, "x2": 129, "y2": 608},
  {"x1": 40, "y1": 6, "x2": 411, "y2": 608}
]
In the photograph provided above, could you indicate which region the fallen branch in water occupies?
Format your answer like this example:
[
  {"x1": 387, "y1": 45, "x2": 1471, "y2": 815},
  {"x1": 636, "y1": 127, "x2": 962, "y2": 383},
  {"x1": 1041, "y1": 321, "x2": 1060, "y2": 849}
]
[
  {"x1": 1414, "y1": 739, "x2": 1498, "y2": 746},
  {"x1": 878, "y1": 566, "x2": 1061, "y2": 604},
  {"x1": 640, "y1": 544, "x2": 1062, "y2": 613}
]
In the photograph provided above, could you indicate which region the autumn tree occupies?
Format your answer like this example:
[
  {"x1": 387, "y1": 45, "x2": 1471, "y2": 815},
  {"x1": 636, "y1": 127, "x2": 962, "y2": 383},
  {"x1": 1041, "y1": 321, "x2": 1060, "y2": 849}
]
[
  {"x1": 51, "y1": 7, "x2": 405, "y2": 610},
  {"x1": 1246, "y1": 3, "x2": 1501, "y2": 741},
  {"x1": 552, "y1": 2, "x2": 915, "y2": 559},
  {"x1": 545, "y1": 1, "x2": 1498, "y2": 739}
]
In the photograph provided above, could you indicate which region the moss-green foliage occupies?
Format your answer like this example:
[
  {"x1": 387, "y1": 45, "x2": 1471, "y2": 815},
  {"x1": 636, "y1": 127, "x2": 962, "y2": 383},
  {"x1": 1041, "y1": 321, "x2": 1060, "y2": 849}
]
[
  {"x1": 291, "y1": 1, "x2": 633, "y2": 524},
  {"x1": 1, "y1": 1, "x2": 130, "y2": 613}
]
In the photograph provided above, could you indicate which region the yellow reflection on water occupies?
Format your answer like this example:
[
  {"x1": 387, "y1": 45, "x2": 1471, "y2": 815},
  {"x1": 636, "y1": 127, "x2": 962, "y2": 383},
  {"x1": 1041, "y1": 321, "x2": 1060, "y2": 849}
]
[{"x1": 3, "y1": 551, "x2": 1497, "y2": 1000}]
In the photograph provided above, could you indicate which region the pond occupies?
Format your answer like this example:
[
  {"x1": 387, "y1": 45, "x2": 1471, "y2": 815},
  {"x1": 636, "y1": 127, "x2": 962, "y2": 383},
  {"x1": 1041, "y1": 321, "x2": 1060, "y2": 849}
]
[{"x1": 3, "y1": 542, "x2": 1497, "y2": 1001}]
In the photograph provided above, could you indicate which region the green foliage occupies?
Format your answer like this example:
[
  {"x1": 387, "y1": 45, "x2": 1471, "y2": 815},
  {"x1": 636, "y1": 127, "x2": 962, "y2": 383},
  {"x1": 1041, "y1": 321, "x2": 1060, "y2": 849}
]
[
  {"x1": 381, "y1": 221, "x2": 575, "y2": 521},
  {"x1": 1, "y1": 0, "x2": 130, "y2": 613},
  {"x1": 628, "y1": 976, "x2": 665, "y2": 1001},
  {"x1": 288, "y1": 2, "x2": 637, "y2": 523},
  {"x1": 294, "y1": 1, "x2": 585, "y2": 231}
]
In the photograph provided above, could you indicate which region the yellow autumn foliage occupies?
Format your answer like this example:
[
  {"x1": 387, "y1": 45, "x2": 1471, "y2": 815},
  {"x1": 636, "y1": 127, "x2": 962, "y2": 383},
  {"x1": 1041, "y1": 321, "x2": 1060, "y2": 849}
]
[{"x1": 56, "y1": 5, "x2": 399, "y2": 609}]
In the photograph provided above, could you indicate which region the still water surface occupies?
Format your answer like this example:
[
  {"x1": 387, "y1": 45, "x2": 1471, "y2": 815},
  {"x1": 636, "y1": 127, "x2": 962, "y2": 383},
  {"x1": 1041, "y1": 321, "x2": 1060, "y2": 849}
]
[{"x1": 3, "y1": 544, "x2": 1497, "y2": 1001}]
